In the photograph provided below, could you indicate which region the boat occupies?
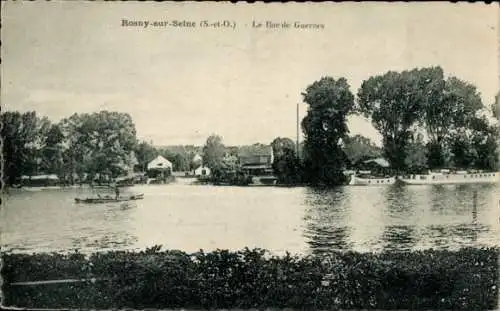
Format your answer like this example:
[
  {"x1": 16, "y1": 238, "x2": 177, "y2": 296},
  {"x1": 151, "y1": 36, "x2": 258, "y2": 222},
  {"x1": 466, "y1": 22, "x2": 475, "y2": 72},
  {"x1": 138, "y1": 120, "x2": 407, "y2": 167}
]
[
  {"x1": 75, "y1": 193, "x2": 144, "y2": 204},
  {"x1": 398, "y1": 170, "x2": 499, "y2": 185},
  {"x1": 348, "y1": 174, "x2": 396, "y2": 186}
]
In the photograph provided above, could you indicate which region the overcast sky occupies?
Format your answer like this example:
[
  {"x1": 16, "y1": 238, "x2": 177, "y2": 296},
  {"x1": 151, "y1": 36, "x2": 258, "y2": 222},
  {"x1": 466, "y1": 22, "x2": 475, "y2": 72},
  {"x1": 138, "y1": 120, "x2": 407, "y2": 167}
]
[{"x1": 2, "y1": 2, "x2": 498, "y2": 146}]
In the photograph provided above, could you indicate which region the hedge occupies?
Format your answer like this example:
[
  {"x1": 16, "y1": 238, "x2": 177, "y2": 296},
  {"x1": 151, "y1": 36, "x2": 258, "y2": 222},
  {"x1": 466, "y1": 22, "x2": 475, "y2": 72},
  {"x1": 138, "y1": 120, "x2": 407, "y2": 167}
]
[{"x1": 2, "y1": 247, "x2": 498, "y2": 309}]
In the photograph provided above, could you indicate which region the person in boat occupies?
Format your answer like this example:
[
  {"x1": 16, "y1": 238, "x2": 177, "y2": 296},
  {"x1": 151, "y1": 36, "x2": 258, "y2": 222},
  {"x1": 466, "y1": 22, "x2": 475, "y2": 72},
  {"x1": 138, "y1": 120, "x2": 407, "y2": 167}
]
[{"x1": 114, "y1": 184, "x2": 120, "y2": 200}]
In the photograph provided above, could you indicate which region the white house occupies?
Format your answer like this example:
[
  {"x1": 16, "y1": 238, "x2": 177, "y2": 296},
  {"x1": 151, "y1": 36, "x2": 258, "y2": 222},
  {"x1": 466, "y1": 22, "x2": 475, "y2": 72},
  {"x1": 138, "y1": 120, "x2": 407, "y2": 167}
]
[
  {"x1": 146, "y1": 155, "x2": 173, "y2": 183},
  {"x1": 147, "y1": 155, "x2": 173, "y2": 171},
  {"x1": 194, "y1": 166, "x2": 211, "y2": 177}
]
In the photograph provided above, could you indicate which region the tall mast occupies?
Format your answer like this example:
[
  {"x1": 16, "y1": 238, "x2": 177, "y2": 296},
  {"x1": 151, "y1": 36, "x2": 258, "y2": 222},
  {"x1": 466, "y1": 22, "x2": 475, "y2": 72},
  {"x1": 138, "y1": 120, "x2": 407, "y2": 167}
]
[{"x1": 296, "y1": 102, "x2": 300, "y2": 157}]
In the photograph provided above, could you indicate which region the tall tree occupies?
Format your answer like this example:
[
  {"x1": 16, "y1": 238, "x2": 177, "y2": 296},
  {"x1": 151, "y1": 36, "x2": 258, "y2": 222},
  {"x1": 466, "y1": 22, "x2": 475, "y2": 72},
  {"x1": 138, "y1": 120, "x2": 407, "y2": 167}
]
[
  {"x1": 301, "y1": 77, "x2": 354, "y2": 185},
  {"x1": 427, "y1": 76, "x2": 484, "y2": 168},
  {"x1": 456, "y1": 116, "x2": 498, "y2": 170},
  {"x1": 202, "y1": 134, "x2": 226, "y2": 170},
  {"x1": 60, "y1": 111, "x2": 138, "y2": 180},
  {"x1": 1, "y1": 111, "x2": 45, "y2": 184},
  {"x1": 357, "y1": 67, "x2": 442, "y2": 171}
]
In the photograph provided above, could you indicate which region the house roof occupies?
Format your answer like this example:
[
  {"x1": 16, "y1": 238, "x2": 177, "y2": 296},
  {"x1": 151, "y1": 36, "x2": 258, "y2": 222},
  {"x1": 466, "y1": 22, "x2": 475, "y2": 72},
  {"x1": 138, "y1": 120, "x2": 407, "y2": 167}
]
[
  {"x1": 363, "y1": 158, "x2": 390, "y2": 168},
  {"x1": 238, "y1": 145, "x2": 273, "y2": 158},
  {"x1": 147, "y1": 155, "x2": 173, "y2": 170}
]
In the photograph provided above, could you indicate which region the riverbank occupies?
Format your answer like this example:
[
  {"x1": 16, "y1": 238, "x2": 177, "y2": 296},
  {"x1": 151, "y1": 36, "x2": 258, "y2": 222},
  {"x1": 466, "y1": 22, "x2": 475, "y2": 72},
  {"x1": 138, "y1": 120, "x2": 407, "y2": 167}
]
[{"x1": 2, "y1": 247, "x2": 498, "y2": 309}]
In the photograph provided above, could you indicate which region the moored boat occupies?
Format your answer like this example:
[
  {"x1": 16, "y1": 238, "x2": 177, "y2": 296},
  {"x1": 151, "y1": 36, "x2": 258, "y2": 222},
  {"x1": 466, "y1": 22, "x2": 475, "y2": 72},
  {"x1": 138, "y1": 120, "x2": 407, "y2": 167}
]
[
  {"x1": 75, "y1": 193, "x2": 144, "y2": 204},
  {"x1": 348, "y1": 174, "x2": 396, "y2": 186},
  {"x1": 398, "y1": 170, "x2": 499, "y2": 185}
]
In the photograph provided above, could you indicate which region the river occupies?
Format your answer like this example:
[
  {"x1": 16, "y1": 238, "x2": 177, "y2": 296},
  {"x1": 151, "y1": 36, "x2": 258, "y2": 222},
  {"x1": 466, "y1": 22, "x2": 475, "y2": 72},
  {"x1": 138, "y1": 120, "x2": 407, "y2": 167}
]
[{"x1": 1, "y1": 181, "x2": 499, "y2": 255}]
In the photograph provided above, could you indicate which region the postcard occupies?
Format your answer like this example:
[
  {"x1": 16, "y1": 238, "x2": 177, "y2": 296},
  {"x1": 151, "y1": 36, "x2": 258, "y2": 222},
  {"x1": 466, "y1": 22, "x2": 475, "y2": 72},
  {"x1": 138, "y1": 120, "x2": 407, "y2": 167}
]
[{"x1": 1, "y1": 1, "x2": 499, "y2": 310}]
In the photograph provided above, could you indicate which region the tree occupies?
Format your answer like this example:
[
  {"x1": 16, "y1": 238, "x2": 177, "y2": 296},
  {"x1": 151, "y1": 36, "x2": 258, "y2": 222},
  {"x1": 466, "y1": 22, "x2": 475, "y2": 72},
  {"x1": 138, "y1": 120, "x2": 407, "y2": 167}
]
[
  {"x1": 405, "y1": 134, "x2": 428, "y2": 173},
  {"x1": 40, "y1": 124, "x2": 65, "y2": 178},
  {"x1": 301, "y1": 77, "x2": 355, "y2": 185},
  {"x1": 424, "y1": 75, "x2": 485, "y2": 168},
  {"x1": 357, "y1": 67, "x2": 443, "y2": 171},
  {"x1": 172, "y1": 153, "x2": 188, "y2": 171},
  {"x1": 472, "y1": 133, "x2": 498, "y2": 170},
  {"x1": 271, "y1": 137, "x2": 296, "y2": 158},
  {"x1": 135, "y1": 141, "x2": 158, "y2": 172},
  {"x1": 202, "y1": 134, "x2": 226, "y2": 170},
  {"x1": 272, "y1": 148, "x2": 302, "y2": 185},
  {"x1": 161, "y1": 145, "x2": 199, "y2": 172},
  {"x1": 459, "y1": 116, "x2": 498, "y2": 170},
  {"x1": 271, "y1": 137, "x2": 301, "y2": 184},
  {"x1": 60, "y1": 111, "x2": 138, "y2": 180},
  {"x1": 342, "y1": 134, "x2": 382, "y2": 166},
  {"x1": 1, "y1": 111, "x2": 46, "y2": 184}
]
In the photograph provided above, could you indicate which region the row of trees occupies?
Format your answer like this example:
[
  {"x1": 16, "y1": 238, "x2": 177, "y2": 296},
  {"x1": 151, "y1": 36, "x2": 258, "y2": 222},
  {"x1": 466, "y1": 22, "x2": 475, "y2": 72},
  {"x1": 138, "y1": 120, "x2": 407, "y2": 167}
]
[
  {"x1": 3, "y1": 67, "x2": 497, "y2": 187},
  {"x1": 300, "y1": 66, "x2": 499, "y2": 185},
  {"x1": 1, "y1": 111, "x2": 201, "y2": 186},
  {"x1": 199, "y1": 68, "x2": 498, "y2": 186},
  {"x1": 2, "y1": 111, "x2": 140, "y2": 185}
]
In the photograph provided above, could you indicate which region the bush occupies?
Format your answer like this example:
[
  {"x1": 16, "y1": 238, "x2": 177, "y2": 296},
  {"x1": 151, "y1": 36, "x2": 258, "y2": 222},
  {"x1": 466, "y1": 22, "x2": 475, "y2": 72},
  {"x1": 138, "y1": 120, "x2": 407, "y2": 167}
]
[{"x1": 2, "y1": 247, "x2": 498, "y2": 309}]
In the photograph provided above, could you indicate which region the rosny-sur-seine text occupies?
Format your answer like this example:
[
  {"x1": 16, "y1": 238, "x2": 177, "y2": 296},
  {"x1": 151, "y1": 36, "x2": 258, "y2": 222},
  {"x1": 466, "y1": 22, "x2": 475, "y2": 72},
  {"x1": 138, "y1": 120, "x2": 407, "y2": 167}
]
[{"x1": 121, "y1": 19, "x2": 236, "y2": 29}]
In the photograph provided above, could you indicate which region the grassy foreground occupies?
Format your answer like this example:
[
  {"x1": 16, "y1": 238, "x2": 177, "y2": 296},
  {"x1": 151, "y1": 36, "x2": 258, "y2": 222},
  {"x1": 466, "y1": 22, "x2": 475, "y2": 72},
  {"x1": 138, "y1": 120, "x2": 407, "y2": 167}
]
[{"x1": 2, "y1": 247, "x2": 498, "y2": 309}]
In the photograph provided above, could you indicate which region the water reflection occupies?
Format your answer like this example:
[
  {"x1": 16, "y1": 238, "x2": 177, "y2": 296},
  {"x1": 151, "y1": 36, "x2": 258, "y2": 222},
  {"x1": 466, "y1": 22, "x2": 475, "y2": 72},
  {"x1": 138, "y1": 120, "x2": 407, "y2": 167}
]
[
  {"x1": 382, "y1": 225, "x2": 417, "y2": 251},
  {"x1": 303, "y1": 187, "x2": 352, "y2": 255},
  {"x1": 302, "y1": 183, "x2": 499, "y2": 255},
  {"x1": 0, "y1": 188, "x2": 138, "y2": 253},
  {"x1": 0, "y1": 183, "x2": 499, "y2": 254},
  {"x1": 385, "y1": 185, "x2": 415, "y2": 215}
]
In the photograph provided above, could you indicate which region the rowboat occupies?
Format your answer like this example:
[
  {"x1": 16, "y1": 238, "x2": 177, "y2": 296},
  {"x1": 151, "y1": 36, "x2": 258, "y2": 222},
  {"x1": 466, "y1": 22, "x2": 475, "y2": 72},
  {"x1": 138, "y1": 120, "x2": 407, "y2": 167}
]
[{"x1": 74, "y1": 193, "x2": 144, "y2": 204}]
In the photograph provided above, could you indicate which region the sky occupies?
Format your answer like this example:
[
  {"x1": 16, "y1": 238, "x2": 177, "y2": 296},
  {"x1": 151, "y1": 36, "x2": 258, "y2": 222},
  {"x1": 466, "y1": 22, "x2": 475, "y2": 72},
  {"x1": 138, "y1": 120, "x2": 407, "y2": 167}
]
[{"x1": 2, "y1": 2, "x2": 498, "y2": 146}]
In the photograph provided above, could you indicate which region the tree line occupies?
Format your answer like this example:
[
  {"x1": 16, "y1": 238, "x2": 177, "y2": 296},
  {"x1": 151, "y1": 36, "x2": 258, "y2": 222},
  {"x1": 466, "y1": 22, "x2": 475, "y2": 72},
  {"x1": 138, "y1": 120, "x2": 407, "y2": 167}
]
[
  {"x1": 1, "y1": 111, "x2": 201, "y2": 186},
  {"x1": 3, "y1": 66, "x2": 498, "y2": 187},
  {"x1": 201, "y1": 66, "x2": 498, "y2": 186},
  {"x1": 300, "y1": 66, "x2": 499, "y2": 185}
]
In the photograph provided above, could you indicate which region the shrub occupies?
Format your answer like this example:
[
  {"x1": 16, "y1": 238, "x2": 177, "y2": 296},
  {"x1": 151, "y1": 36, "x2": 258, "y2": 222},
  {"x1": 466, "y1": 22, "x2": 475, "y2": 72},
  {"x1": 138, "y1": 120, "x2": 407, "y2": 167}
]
[{"x1": 2, "y1": 247, "x2": 498, "y2": 309}]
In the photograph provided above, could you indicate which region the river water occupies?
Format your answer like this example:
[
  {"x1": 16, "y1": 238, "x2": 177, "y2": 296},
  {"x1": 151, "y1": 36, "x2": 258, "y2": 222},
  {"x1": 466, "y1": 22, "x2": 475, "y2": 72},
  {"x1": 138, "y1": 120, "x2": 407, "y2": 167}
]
[{"x1": 1, "y1": 181, "x2": 499, "y2": 255}]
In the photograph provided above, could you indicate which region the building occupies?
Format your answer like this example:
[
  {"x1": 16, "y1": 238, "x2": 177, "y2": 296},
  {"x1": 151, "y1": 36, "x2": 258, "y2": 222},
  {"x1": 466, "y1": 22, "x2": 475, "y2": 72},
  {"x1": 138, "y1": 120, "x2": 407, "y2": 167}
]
[
  {"x1": 358, "y1": 157, "x2": 391, "y2": 176},
  {"x1": 237, "y1": 144, "x2": 276, "y2": 184},
  {"x1": 147, "y1": 155, "x2": 173, "y2": 182},
  {"x1": 194, "y1": 165, "x2": 211, "y2": 178}
]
